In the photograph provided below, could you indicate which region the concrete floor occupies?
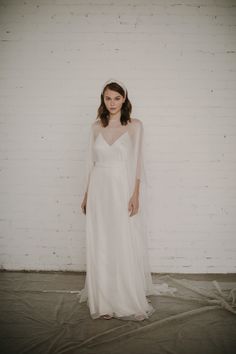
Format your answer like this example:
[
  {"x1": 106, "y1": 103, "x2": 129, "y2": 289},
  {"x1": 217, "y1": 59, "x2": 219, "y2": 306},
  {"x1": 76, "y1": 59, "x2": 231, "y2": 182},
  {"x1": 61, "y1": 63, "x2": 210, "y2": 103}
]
[{"x1": 0, "y1": 271, "x2": 236, "y2": 354}]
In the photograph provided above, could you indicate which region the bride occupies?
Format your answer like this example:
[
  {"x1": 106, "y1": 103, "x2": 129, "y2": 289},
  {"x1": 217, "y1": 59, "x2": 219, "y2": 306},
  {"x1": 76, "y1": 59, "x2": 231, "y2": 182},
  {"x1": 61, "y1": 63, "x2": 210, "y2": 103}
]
[{"x1": 79, "y1": 78, "x2": 175, "y2": 321}]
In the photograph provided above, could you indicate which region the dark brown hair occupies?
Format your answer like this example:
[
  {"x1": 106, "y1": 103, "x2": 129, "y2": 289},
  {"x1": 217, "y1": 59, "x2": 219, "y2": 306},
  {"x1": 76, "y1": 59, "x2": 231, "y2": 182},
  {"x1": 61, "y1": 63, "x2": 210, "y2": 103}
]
[{"x1": 96, "y1": 82, "x2": 132, "y2": 127}]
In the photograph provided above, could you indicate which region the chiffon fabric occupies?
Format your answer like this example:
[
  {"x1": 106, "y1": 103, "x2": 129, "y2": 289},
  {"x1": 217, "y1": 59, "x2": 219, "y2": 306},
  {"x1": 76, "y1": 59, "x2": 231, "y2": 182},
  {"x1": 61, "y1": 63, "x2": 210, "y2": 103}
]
[{"x1": 78, "y1": 117, "x2": 176, "y2": 321}]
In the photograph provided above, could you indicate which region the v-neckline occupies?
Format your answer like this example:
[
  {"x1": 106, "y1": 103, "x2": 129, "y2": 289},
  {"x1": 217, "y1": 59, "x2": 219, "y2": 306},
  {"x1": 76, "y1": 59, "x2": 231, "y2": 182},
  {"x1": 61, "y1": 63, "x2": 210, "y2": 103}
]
[{"x1": 99, "y1": 130, "x2": 129, "y2": 147}]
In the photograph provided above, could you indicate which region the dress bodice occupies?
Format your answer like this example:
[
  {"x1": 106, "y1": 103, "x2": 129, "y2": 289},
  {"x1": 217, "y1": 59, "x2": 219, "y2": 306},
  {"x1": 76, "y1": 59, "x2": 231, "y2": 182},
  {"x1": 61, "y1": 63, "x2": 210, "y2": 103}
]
[
  {"x1": 83, "y1": 117, "x2": 145, "y2": 195},
  {"x1": 93, "y1": 130, "x2": 131, "y2": 165}
]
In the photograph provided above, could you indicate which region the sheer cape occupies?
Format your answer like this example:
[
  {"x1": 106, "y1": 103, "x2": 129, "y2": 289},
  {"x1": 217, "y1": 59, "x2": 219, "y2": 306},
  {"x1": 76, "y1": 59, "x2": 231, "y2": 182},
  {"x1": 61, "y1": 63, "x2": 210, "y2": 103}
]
[
  {"x1": 82, "y1": 117, "x2": 153, "y2": 284},
  {"x1": 80, "y1": 117, "x2": 176, "y2": 320}
]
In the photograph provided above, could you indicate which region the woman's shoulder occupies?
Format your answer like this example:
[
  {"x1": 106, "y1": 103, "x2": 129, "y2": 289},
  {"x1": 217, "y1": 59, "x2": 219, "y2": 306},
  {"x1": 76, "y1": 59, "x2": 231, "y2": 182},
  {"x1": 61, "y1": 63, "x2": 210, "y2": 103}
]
[
  {"x1": 87, "y1": 119, "x2": 101, "y2": 138},
  {"x1": 130, "y1": 118, "x2": 143, "y2": 130},
  {"x1": 130, "y1": 117, "x2": 142, "y2": 125},
  {"x1": 91, "y1": 119, "x2": 101, "y2": 126},
  {"x1": 90, "y1": 119, "x2": 102, "y2": 131}
]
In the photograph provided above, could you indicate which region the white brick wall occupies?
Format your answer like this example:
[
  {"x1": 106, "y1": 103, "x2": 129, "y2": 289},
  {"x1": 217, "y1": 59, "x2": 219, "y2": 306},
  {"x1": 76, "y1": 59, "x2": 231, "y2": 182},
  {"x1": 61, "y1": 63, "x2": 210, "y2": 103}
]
[{"x1": 0, "y1": 0, "x2": 236, "y2": 273}]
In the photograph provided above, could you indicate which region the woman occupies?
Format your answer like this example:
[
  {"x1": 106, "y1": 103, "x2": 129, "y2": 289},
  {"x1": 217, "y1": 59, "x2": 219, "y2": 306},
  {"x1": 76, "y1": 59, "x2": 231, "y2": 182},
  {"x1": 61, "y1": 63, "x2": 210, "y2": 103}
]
[{"x1": 79, "y1": 79, "x2": 174, "y2": 321}]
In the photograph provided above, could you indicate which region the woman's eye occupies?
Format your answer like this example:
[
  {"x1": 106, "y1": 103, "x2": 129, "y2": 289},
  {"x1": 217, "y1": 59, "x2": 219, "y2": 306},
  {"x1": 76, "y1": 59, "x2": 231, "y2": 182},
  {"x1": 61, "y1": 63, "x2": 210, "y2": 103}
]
[{"x1": 105, "y1": 97, "x2": 120, "y2": 101}]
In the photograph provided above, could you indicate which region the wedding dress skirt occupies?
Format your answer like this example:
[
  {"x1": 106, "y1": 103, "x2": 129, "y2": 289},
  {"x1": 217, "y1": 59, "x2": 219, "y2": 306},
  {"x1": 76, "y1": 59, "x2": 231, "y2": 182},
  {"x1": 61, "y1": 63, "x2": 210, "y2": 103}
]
[{"x1": 78, "y1": 119, "x2": 176, "y2": 321}]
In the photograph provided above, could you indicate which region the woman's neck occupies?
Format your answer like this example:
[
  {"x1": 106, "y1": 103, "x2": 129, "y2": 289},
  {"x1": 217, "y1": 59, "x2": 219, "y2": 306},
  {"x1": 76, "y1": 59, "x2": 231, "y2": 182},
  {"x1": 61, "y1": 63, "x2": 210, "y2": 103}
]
[{"x1": 109, "y1": 111, "x2": 121, "y2": 121}]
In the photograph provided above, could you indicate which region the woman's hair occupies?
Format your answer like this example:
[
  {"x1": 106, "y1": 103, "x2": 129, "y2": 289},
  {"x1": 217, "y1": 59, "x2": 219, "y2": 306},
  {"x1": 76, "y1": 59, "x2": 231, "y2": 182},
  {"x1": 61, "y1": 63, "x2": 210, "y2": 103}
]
[{"x1": 96, "y1": 82, "x2": 132, "y2": 127}]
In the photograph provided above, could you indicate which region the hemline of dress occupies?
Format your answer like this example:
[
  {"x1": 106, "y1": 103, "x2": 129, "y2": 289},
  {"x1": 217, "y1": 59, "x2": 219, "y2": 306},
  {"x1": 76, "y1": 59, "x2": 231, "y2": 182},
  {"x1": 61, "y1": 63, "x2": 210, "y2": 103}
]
[
  {"x1": 77, "y1": 282, "x2": 177, "y2": 321},
  {"x1": 77, "y1": 289, "x2": 156, "y2": 321}
]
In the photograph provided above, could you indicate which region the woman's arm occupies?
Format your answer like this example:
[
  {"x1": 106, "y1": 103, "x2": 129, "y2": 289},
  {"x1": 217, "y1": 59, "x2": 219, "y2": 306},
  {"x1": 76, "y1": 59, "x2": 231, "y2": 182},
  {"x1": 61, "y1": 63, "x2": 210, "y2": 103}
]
[
  {"x1": 128, "y1": 178, "x2": 140, "y2": 216},
  {"x1": 133, "y1": 177, "x2": 140, "y2": 196}
]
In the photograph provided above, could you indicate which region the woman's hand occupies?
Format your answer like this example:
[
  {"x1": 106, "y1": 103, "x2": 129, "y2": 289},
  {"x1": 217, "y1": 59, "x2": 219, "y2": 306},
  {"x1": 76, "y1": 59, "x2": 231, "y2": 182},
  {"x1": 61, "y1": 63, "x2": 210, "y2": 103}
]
[
  {"x1": 128, "y1": 192, "x2": 139, "y2": 217},
  {"x1": 81, "y1": 192, "x2": 87, "y2": 215}
]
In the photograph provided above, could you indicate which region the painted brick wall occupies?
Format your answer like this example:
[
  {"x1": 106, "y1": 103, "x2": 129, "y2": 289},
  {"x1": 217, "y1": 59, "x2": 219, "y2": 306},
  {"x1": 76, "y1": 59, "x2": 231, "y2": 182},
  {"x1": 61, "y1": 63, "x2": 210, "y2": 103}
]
[{"x1": 0, "y1": 0, "x2": 236, "y2": 272}]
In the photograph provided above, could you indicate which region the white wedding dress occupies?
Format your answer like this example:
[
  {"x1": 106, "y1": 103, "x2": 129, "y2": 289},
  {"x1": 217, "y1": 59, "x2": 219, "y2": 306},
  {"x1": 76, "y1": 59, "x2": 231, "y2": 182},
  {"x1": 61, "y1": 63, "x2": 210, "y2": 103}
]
[{"x1": 78, "y1": 117, "x2": 176, "y2": 321}]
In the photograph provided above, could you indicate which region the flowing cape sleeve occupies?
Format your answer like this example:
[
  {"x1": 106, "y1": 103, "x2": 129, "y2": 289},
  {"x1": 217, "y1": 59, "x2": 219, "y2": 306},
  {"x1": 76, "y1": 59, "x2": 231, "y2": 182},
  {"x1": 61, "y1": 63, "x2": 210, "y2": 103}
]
[
  {"x1": 82, "y1": 123, "x2": 95, "y2": 196},
  {"x1": 128, "y1": 119, "x2": 149, "y2": 195},
  {"x1": 126, "y1": 120, "x2": 154, "y2": 294},
  {"x1": 130, "y1": 120, "x2": 177, "y2": 296},
  {"x1": 133, "y1": 120, "x2": 147, "y2": 182},
  {"x1": 129, "y1": 120, "x2": 176, "y2": 295}
]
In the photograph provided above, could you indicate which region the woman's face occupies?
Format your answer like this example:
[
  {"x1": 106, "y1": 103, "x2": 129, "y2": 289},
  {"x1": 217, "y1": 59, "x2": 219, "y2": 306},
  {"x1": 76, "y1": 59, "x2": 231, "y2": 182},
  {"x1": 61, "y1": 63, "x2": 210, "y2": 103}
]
[{"x1": 103, "y1": 88, "x2": 125, "y2": 115}]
